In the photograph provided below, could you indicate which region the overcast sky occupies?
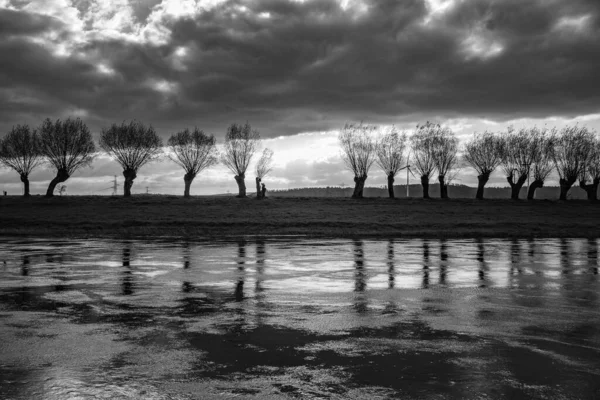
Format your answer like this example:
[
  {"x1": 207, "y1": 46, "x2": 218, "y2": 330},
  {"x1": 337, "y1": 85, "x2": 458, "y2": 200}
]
[{"x1": 1, "y1": 0, "x2": 599, "y2": 195}]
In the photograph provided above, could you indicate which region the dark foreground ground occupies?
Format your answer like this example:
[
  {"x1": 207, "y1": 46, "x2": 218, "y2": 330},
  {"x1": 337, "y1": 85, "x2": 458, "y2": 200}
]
[{"x1": 1, "y1": 195, "x2": 599, "y2": 239}]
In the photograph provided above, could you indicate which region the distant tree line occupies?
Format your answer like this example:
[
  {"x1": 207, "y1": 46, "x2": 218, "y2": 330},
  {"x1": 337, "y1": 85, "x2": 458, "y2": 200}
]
[
  {"x1": 339, "y1": 122, "x2": 599, "y2": 201},
  {"x1": 0, "y1": 118, "x2": 273, "y2": 198},
  {"x1": 1, "y1": 117, "x2": 599, "y2": 201}
]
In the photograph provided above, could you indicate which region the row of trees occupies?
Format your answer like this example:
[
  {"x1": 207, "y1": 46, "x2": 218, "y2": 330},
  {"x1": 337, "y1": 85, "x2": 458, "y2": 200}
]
[
  {"x1": 0, "y1": 119, "x2": 274, "y2": 198},
  {"x1": 340, "y1": 122, "x2": 600, "y2": 201},
  {"x1": 2, "y1": 118, "x2": 599, "y2": 201}
]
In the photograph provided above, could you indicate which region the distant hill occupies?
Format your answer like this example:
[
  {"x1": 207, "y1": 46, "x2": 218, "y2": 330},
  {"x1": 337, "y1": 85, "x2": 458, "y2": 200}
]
[{"x1": 271, "y1": 184, "x2": 590, "y2": 200}]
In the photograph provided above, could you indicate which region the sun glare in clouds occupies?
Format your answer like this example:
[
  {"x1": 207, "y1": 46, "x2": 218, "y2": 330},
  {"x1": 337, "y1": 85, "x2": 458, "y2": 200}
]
[{"x1": 554, "y1": 14, "x2": 592, "y2": 34}]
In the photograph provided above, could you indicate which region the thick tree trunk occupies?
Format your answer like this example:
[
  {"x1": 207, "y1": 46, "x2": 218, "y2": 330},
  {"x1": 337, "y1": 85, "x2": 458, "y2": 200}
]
[
  {"x1": 527, "y1": 179, "x2": 544, "y2": 200},
  {"x1": 20, "y1": 173, "x2": 30, "y2": 197},
  {"x1": 507, "y1": 174, "x2": 527, "y2": 200},
  {"x1": 580, "y1": 178, "x2": 599, "y2": 201},
  {"x1": 46, "y1": 168, "x2": 69, "y2": 197},
  {"x1": 559, "y1": 177, "x2": 577, "y2": 201},
  {"x1": 255, "y1": 177, "x2": 262, "y2": 199},
  {"x1": 475, "y1": 173, "x2": 489, "y2": 200},
  {"x1": 183, "y1": 172, "x2": 195, "y2": 197},
  {"x1": 352, "y1": 175, "x2": 367, "y2": 198},
  {"x1": 438, "y1": 175, "x2": 448, "y2": 199},
  {"x1": 123, "y1": 168, "x2": 137, "y2": 197},
  {"x1": 235, "y1": 174, "x2": 246, "y2": 197},
  {"x1": 421, "y1": 175, "x2": 430, "y2": 199},
  {"x1": 387, "y1": 173, "x2": 395, "y2": 198}
]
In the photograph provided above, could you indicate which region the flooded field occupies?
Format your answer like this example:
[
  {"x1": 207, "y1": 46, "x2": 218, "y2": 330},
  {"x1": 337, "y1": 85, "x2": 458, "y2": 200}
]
[{"x1": 0, "y1": 237, "x2": 599, "y2": 399}]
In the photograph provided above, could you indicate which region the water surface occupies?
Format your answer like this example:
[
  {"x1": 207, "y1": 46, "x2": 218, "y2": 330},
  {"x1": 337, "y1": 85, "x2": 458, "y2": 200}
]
[{"x1": 1, "y1": 238, "x2": 599, "y2": 399}]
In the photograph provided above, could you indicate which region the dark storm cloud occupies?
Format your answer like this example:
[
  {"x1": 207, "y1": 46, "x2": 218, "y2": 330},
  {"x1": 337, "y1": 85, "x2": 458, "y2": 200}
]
[{"x1": 0, "y1": 0, "x2": 599, "y2": 137}]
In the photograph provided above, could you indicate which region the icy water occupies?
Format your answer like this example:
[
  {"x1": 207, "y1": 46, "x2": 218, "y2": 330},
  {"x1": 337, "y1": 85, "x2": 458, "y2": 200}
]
[{"x1": 0, "y1": 238, "x2": 599, "y2": 400}]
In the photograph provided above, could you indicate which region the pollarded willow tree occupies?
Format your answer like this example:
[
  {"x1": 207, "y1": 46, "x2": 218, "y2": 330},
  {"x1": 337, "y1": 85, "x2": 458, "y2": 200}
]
[
  {"x1": 499, "y1": 127, "x2": 534, "y2": 200},
  {"x1": 580, "y1": 136, "x2": 600, "y2": 201},
  {"x1": 339, "y1": 123, "x2": 377, "y2": 198},
  {"x1": 410, "y1": 122, "x2": 439, "y2": 199},
  {"x1": 255, "y1": 148, "x2": 274, "y2": 199},
  {"x1": 168, "y1": 128, "x2": 218, "y2": 197},
  {"x1": 221, "y1": 122, "x2": 261, "y2": 197},
  {"x1": 463, "y1": 131, "x2": 503, "y2": 200},
  {"x1": 527, "y1": 127, "x2": 555, "y2": 200},
  {"x1": 551, "y1": 125, "x2": 594, "y2": 201},
  {"x1": 431, "y1": 127, "x2": 459, "y2": 199},
  {"x1": 376, "y1": 126, "x2": 407, "y2": 198},
  {"x1": 100, "y1": 121, "x2": 163, "y2": 197},
  {"x1": 0, "y1": 125, "x2": 43, "y2": 196},
  {"x1": 39, "y1": 118, "x2": 96, "y2": 197}
]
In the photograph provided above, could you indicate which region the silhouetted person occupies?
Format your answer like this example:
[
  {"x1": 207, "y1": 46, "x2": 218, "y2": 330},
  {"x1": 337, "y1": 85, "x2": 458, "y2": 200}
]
[{"x1": 261, "y1": 183, "x2": 267, "y2": 198}]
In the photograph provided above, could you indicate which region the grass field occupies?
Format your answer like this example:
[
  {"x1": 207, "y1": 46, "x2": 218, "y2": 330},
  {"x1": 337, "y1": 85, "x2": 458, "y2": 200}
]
[{"x1": 0, "y1": 195, "x2": 599, "y2": 239}]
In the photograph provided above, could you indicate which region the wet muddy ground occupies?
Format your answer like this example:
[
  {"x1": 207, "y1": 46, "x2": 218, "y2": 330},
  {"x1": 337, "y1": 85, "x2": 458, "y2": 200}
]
[{"x1": 1, "y1": 238, "x2": 599, "y2": 399}]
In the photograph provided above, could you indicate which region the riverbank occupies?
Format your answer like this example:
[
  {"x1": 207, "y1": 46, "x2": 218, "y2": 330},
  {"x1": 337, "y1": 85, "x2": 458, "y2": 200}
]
[{"x1": 0, "y1": 195, "x2": 598, "y2": 239}]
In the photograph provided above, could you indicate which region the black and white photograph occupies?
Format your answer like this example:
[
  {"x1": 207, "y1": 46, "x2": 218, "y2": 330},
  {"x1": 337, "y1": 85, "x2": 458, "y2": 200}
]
[{"x1": 1, "y1": 0, "x2": 600, "y2": 398}]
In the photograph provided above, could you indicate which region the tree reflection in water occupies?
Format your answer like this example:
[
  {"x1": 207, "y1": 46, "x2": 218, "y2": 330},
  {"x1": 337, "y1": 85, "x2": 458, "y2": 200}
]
[
  {"x1": 121, "y1": 242, "x2": 134, "y2": 296},
  {"x1": 439, "y1": 239, "x2": 448, "y2": 286},
  {"x1": 235, "y1": 240, "x2": 246, "y2": 302},
  {"x1": 387, "y1": 239, "x2": 395, "y2": 289},
  {"x1": 477, "y1": 238, "x2": 488, "y2": 288},
  {"x1": 422, "y1": 239, "x2": 430, "y2": 289},
  {"x1": 353, "y1": 239, "x2": 368, "y2": 313}
]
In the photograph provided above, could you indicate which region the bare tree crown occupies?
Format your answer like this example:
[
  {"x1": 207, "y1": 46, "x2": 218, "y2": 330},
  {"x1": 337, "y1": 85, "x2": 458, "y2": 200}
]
[
  {"x1": 463, "y1": 131, "x2": 503, "y2": 176},
  {"x1": 431, "y1": 127, "x2": 459, "y2": 177},
  {"x1": 376, "y1": 126, "x2": 407, "y2": 177},
  {"x1": 221, "y1": 122, "x2": 260, "y2": 176},
  {"x1": 0, "y1": 125, "x2": 43, "y2": 176},
  {"x1": 339, "y1": 122, "x2": 377, "y2": 177},
  {"x1": 552, "y1": 125, "x2": 595, "y2": 181},
  {"x1": 100, "y1": 120, "x2": 163, "y2": 172},
  {"x1": 528, "y1": 127, "x2": 555, "y2": 182},
  {"x1": 255, "y1": 148, "x2": 274, "y2": 179},
  {"x1": 168, "y1": 128, "x2": 218, "y2": 176},
  {"x1": 581, "y1": 136, "x2": 600, "y2": 182},
  {"x1": 410, "y1": 122, "x2": 440, "y2": 178},
  {"x1": 39, "y1": 118, "x2": 96, "y2": 174},
  {"x1": 499, "y1": 127, "x2": 535, "y2": 179}
]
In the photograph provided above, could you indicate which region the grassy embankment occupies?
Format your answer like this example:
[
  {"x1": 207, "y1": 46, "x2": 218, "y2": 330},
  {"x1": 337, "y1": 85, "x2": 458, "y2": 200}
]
[{"x1": 0, "y1": 195, "x2": 598, "y2": 239}]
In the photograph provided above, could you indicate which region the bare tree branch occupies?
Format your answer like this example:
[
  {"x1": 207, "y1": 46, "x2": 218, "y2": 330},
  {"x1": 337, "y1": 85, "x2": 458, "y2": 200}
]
[
  {"x1": 221, "y1": 122, "x2": 261, "y2": 197},
  {"x1": 39, "y1": 118, "x2": 96, "y2": 197},
  {"x1": 339, "y1": 122, "x2": 377, "y2": 198},
  {"x1": 100, "y1": 120, "x2": 163, "y2": 197},
  {"x1": 167, "y1": 128, "x2": 218, "y2": 197},
  {"x1": 552, "y1": 125, "x2": 595, "y2": 200},
  {"x1": 376, "y1": 126, "x2": 407, "y2": 177},
  {"x1": 580, "y1": 135, "x2": 600, "y2": 200},
  {"x1": 255, "y1": 148, "x2": 274, "y2": 179},
  {"x1": 0, "y1": 125, "x2": 43, "y2": 196}
]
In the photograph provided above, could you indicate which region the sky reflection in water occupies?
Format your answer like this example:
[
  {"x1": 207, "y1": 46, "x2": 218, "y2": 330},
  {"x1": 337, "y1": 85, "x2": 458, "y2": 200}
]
[{"x1": 0, "y1": 238, "x2": 599, "y2": 399}]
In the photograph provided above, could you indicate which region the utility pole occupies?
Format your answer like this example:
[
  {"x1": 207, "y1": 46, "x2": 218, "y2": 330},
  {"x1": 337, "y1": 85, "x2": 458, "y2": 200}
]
[
  {"x1": 146, "y1": 186, "x2": 149, "y2": 195},
  {"x1": 112, "y1": 175, "x2": 118, "y2": 196}
]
